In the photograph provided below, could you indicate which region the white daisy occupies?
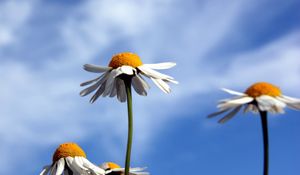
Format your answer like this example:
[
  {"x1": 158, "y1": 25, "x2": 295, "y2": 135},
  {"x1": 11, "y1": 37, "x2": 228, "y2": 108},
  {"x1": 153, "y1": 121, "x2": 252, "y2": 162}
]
[
  {"x1": 100, "y1": 162, "x2": 149, "y2": 175},
  {"x1": 80, "y1": 52, "x2": 178, "y2": 103},
  {"x1": 40, "y1": 142, "x2": 105, "y2": 175},
  {"x1": 208, "y1": 82, "x2": 300, "y2": 123}
]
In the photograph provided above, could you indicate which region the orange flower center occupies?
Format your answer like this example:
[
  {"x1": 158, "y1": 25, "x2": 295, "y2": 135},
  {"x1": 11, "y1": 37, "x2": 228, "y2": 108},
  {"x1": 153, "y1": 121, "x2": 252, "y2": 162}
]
[
  {"x1": 52, "y1": 142, "x2": 86, "y2": 162},
  {"x1": 106, "y1": 162, "x2": 121, "y2": 169},
  {"x1": 245, "y1": 82, "x2": 281, "y2": 98},
  {"x1": 108, "y1": 52, "x2": 143, "y2": 68}
]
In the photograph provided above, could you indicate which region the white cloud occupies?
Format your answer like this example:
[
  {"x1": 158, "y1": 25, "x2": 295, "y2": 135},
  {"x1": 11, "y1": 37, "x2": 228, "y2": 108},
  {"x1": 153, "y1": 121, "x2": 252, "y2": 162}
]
[{"x1": 0, "y1": 0, "x2": 34, "y2": 46}]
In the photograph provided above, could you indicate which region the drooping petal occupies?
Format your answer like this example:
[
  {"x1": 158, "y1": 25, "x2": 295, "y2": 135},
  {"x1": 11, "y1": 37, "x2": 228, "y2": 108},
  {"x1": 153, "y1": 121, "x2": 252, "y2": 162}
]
[
  {"x1": 55, "y1": 158, "x2": 65, "y2": 175},
  {"x1": 143, "y1": 62, "x2": 176, "y2": 70},
  {"x1": 80, "y1": 72, "x2": 110, "y2": 97},
  {"x1": 132, "y1": 76, "x2": 147, "y2": 96},
  {"x1": 80, "y1": 75, "x2": 102, "y2": 87},
  {"x1": 83, "y1": 64, "x2": 111, "y2": 73},
  {"x1": 244, "y1": 104, "x2": 259, "y2": 113},
  {"x1": 66, "y1": 157, "x2": 81, "y2": 175},
  {"x1": 103, "y1": 70, "x2": 119, "y2": 97},
  {"x1": 256, "y1": 95, "x2": 286, "y2": 113},
  {"x1": 151, "y1": 77, "x2": 171, "y2": 93},
  {"x1": 80, "y1": 80, "x2": 102, "y2": 97},
  {"x1": 116, "y1": 79, "x2": 127, "y2": 102},
  {"x1": 136, "y1": 74, "x2": 150, "y2": 90},
  {"x1": 50, "y1": 162, "x2": 57, "y2": 175},
  {"x1": 207, "y1": 108, "x2": 230, "y2": 118},
  {"x1": 221, "y1": 88, "x2": 246, "y2": 96},
  {"x1": 109, "y1": 79, "x2": 117, "y2": 97},
  {"x1": 81, "y1": 157, "x2": 106, "y2": 175},
  {"x1": 90, "y1": 83, "x2": 106, "y2": 103},
  {"x1": 40, "y1": 165, "x2": 51, "y2": 175},
  {"x1": 277, "y1": 96, "x2": 300, "y2": 110},
  {"x1": 218, "y1": 106, "x2": 242, "y2": 124},
  {"x1": 138, "y1": 65, "x2": 175, "y2": 81}
]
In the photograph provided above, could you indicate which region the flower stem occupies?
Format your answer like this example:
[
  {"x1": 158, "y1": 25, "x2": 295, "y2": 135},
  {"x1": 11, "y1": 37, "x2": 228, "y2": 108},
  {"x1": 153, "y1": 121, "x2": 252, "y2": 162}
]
[
  {"x1": 259, "y1": 111, "x2": 269, "y2": 175},
  {"x1": 125, "y1": 79, "x2": 133, "y2": 175}
]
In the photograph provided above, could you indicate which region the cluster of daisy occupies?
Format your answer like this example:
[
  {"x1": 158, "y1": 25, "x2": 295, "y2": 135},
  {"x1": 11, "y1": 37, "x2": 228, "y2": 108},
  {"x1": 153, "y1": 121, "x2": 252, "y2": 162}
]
[
  {"x1": 40, "y1": 142, "x2": 148, "y2": 175},
  {"x1": 40, "y1": 52, "x2": 300, "y2": 175}
]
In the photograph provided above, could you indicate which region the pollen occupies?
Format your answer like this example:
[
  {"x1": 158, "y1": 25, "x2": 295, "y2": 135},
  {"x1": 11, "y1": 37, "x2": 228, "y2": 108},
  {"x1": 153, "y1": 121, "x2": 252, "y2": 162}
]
[
  {"x1": 245, "y1": 82, "x2": 282, "y2": 98},
  {"x1": 106, "y1": 162, "x2": 121, "y2": 169},
  {"x1": 52, "y1": 142, "x2": 86, "y2": 162},
  {"x1": 108, "y1": 52, "x2": 143, "y2": 68}
]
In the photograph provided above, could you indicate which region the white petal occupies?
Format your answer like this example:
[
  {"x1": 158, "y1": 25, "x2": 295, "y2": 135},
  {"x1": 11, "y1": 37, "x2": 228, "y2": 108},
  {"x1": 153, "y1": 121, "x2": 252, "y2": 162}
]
[
  {"x1": 90, "y1": 83, "x2": 106, "y2": 103},
  {"x1": 80, "y1": 76, "x2": 102, "y2": 87},
  {"x1": 81, "y1": 157, "x2": 105, "y2": 174},
  {"x1": 103, "y1": 70, "x2": 118, "y2": 97},
  {"x1": 218, "y1": 106, "x2": 242, "y2": 124},
  {"x1": 40, "y1": 165, "x2": 51, "y2": 175},
  {"x1": 66, "y1": 157, "x2": 80, "y2": 174},
  {"x1": 132, "y1": 76, "x2": 147, "y2": 96},
  {"x1": 224, "y1": 96, "x2": 253, "y2": 104},
  {"x1": 80, "y1": 72, "x2": 110, "y2": 96},
  {"x1": 151, "y1": 77, "x2": 171, "y2": 93},
  {"x1": 143, "y1": 62, "x2": 176, "y2": 69},
  {"x1": 136, "y1": 74, "x2": 150, "y2": 90},
  {"x1": 244, "y1": 104, "x2": 259, "y2": 113},
  {"x1": 256, "y1": 95, "x2": 286, "y2": 113},
  {"x1": 55, "y1": 158, "x2": 65, "y2": 175},
  {"x1": 50, "y1": 162, "x2": 57, "y2": 175},
  {"x1": 109, "y1": 79, "x2": 117, "y2": 97},
  {"x1": 80, "y1": 80, "x2": 102, "y2": 97},
  {"x1": 117, "y1": 79, "x2": 127, "y2": 102},
  {"x1": 138, "y1": 65, "x2": 175, "y2": 81},
  {"x1": 277, "y1": 96, "x2": 300, "y2": 110},
  {"x1": 207, "y1": 109, "x2": 230, "y2": 118},
  {"x1": 218, "y1": 97, "x2": 253, "y2": 110},
  {"x1": 221, "y1": 88, "x2": 246, "y2": 96},
  {"x1": 281, "y1": 95, "x2": 300, "y2": 102},
  {"x1": 118, "y1": 65, "x2": 135, "y2": 75},
  {"x1": 83, "y1": 64, "x2": 111, "y2": 73},
  {"x1": 75, "y1": 157, "x2": 89, "y2": 170}
]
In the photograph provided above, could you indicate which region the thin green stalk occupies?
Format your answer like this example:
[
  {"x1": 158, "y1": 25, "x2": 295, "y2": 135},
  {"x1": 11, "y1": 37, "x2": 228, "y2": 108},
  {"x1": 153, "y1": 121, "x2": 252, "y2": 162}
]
[
  {"x1": 259, "y1": 110, "x2": 269, "y2": 175},
  {"x1": 124, "y1": 79, "x2": 133, "y2": 175}
]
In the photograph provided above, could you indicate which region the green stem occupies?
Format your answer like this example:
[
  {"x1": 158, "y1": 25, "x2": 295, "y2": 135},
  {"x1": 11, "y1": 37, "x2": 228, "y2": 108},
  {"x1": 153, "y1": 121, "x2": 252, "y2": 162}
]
[
  {"x1": 259, "y1": 111, "x2": 269, "y2": 175},
  {"x1": 124, "y1": 79, "x2": 133, "y2": 175}
]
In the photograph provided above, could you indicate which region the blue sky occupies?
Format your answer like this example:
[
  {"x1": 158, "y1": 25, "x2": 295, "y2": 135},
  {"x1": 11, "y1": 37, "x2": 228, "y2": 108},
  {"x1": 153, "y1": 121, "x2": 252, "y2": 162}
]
[{"x1": 0, "y1": 0, "x2": 300, "y2": 174}]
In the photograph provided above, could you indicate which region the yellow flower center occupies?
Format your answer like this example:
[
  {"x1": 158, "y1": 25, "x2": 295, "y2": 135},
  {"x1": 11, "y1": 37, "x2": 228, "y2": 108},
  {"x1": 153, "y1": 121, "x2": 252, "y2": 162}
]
[
  {"x1": 106, "y1": 162, "x2": 121, "y2": 169},
  {"x1": 108, "y1": 52, "x2": 143, "y2": 68},
  {"x1": 52, "y1": 142, "x2": 86, "y2": 162},
  {"x1": 245, "y1": 82, "x2": 281, "y2": 98}
]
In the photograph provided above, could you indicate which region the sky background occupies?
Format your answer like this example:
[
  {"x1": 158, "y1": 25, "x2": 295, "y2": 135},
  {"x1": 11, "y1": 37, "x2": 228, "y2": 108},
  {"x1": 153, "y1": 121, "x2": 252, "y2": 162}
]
[{"x1": 1, "y1": 0, "x2": 300, "y2": 174}]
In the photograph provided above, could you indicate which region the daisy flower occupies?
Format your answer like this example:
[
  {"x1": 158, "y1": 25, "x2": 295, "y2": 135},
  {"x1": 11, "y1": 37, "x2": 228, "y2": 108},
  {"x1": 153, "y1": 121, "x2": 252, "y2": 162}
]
[
  {"x1": 80, "y1": 52, "x2": 178, "y2": 103},
  {"x1": 100, "y1": 162, "x2": 149, "y2": 175},
  {"x1": 40, "y1": 142, "x2": 105, "y2": 175},
  {"x1": 79, "y1": 52, "x2": 177, "y2": 175},
  {"x1": 208, "y1": 82, "x2": 300, "y2": 123},
  {"x1": 208, "y1": 82, "x2": 300, "y2": 175}
]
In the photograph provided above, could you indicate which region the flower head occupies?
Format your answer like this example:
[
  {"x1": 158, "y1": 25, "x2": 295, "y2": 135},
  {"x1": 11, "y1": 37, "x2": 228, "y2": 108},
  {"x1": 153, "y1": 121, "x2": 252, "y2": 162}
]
[
  {"x1": 80, "y1": 52, "x2": 178, "y2": 103},
  {"x1": 208, "y1": 82, "x2": 300, "y2": 123},
  {"x1": 40, "y1": 142, "x2": 105, "y2": 175},
  {"x1": 100, "y1": 162, "x2": 149, "y2": 175}
]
